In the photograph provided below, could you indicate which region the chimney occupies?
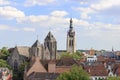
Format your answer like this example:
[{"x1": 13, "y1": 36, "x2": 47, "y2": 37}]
[{"x1": 48, "y1": 61, "x2": 56, "y2": 73}]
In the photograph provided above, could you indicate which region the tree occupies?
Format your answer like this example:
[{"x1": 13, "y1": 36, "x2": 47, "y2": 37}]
[
  {"x1": 57, "y1": 65, "x2": 89, "y2": 80},
  {"x1": 0, "y1": 59, "x2": 11, "y2": 69},
  {"x1": 107, "y1": 77, "x2": 120, "y2": 80},
  {"x1": 0, "y1": 47, "x2": 10, "y2": 60},
  {"x1": 60, "y1": 51, "x2": 82, "y2": 60}
]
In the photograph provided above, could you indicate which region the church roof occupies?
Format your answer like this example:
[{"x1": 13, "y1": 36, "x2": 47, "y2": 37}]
[
  {"x1": 32, "y1": 40, "x2": 41, "y2": 47},
  {"x1": 16, "y1": 46, "x2": 30, "y2": 58},
  {"x1": 45, "y1": 31, "x2": 56, "y2": 41}
]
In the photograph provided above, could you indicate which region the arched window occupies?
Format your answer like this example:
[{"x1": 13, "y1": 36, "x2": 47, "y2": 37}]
[
  {"x1": 14, "y1": 60, "x2": 18, "y2": 70},
  {"x1": 69, "y1": 40, "x2": 71, "y2": 46},
  {"x1": 72, "y1": 40, "x2": 73, "y2": 46}
]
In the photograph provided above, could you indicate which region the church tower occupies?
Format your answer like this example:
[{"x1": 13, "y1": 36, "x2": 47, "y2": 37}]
[
  {"x1": 44, "y1": 31, "x2": 57, "y2": 60},
  {"x1": 29, "y1": 39, "x2": 44, "y2": 59},
  {"x1": 67, "y1": 18, "x2": 76, "y2": 53}
]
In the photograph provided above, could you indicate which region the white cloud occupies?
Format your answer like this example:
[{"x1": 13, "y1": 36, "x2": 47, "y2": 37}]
[
  {"x1": 24, "y1": 0, "x2": 55, "y2": 7},
  {"x1": 23, "y1": 27, "x2": 35, "y2": 32},
  {"x1": 17, "y1": 10, "x2": 69, "y2": 28},
  {"x1": 50, "y1": 10, "x2": 68, "y2": 17},
  {"x1": 0, "y1": 6, "x2": 25, "y2": 20},
  {"x1": 76, "y1": 0, "x2": 120, "y2": 19},
  {"x1": 90, "y1": 0, "x2": 120, "y2": 11},
  {"x1": 12, "y1": 28, "x2": 20, "y2": 31},
  {"x1": 0, "y1": 0, "x2": 10, "y2": 5},
  {"x1": 0, "y1": 25, "x2": 9, "y2": 30}
]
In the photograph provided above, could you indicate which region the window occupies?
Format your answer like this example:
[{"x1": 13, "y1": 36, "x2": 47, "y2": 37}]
[
  {"x1": 72, "y1": 40, "x2": 73, "y2": 46},
  {"x1": 69, "y1": 40, "x2": 71, "y2": 46},
  {"x1": 14, "y1": 60, "x2": 18, "y2": 70}
]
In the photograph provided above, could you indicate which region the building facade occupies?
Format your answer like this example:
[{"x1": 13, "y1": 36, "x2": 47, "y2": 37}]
[
  {"x1": 8, "y1": 31, "x2": 57, "y2": 69},
  {"x1": 67, "y1": 18, "x2": 76, "y2": 53}
]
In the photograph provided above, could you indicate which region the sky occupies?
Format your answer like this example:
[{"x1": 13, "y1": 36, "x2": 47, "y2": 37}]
[{"x1": 0, "y1": 0, "x2": 120, "y2": 51}]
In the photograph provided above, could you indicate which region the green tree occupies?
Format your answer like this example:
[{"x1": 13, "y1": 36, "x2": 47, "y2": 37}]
[
  {"x1": 60, "y1": 51, "x2": 82, "y2": 60},
  {"x1": 0, "y1": 47, "x2": 10, "y2": 60},
  {"x1": 57, "y1": 65, "x2": 89, "y2": 80},
  {"x1": 107, "y1": 77, "x2": 120, "y2": 80},
  {"x1": 0, "y1": 59, "x2": 11, "y2": 69}
]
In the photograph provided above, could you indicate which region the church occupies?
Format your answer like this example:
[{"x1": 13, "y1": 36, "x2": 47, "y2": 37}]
[{"x1": 7, "y1": 18, "x2": 76, "y2": 70}]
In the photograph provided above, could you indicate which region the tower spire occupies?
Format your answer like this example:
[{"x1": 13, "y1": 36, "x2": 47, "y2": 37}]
[
  {"x1": 70, "y1": 18, "x2": 73, "y2": 29},
  {"x1": 112, "y1": 46, "x2": 114, "y2": 52}
]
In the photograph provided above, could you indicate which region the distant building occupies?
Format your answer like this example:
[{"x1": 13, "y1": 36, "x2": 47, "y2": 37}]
[
  {"x1": 24, "y1": 57, "x2": 79, "y2": 80},
  {"x1": 44, "y1": 31, "x2": 57, "y2": 60},
  {"x1": 67, "y1": 18, "x2": 76, "y2": 53},
  {"x1": 8, "y1": 31, "x2": 57, "y2": 70},
  {"x1": 86, "y1": 55, "x2": 97, "y2": 62},
  {"x1": 90, "y1": 48, "x2": 95, "y2": 55},
  {"x1": 7, "y1": 46, "x2": 30, "y2": 70},
  {"x1": 84, "y1": 64, "x2": 108, "y2": 80}
]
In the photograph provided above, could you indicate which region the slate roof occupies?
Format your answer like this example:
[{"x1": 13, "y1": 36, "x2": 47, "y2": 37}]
[
  {"x1": 16, "y1": 46, "x2": 30, "y2": 58},
  {"x1": 45, "y1": 31, "x2": 56, "y2": 41},
  {"x1": 32, "y1": 40, "x2": 41, "y2": 47},
  {"x1": 96, "y1": 52, "x2": 117, "y2": 58}
]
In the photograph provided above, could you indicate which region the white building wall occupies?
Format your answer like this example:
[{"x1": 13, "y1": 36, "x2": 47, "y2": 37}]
[{"x1": 87, "y1": 55, "x2": 97, "y2": 62}]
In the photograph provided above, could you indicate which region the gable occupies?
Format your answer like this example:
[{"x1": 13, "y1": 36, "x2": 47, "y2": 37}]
[{"x1": 26, "y1": 57, "x2": 47, "y2": 76}]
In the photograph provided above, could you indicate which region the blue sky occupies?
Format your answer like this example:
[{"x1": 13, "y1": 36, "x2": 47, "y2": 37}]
[{"x1": 0, "y1": 0, "x2": 120, "y2": 50}]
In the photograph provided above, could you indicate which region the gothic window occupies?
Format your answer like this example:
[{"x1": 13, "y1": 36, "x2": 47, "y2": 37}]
[
  {"x1": 69, "y1": 40, "x2": 71, "y2": 46},
  {"x1": 14, "y1": 60, "x2": 18, "y2": 70},
  {"x1": 37, "y1": 48, "x2": 39, "y2": 56},
  {"x1": 72, "y1": 40, "x2": 73, "y2": 46},
  {"x1": 47, "y1": 42, "x2": 49, "y2": 48}
]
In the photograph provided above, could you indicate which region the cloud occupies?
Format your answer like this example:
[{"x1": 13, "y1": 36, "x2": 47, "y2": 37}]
[
  {"x1": 0, "y1": 25, "x2": 10, "y2": 30},
  {"x1": 75, "y1": 0, "x2": 120, "y2": 19},
  {"x1": 0, "y1": 24, "x2": 36, "y2": 32},
  {"x1": 24, "y1": 0, "x2": 55, "y2": 7},
  {"x1": 0, "y1": 6, "x2": 25, "y2": 20},
  {"x1": 11, "y1": 28, "x2": 20, "y2": 32},
  {"x1": 50, "y1": 10, "x2": 68, "y2": 17},
  {"x1": 0, "y1": 0, "x2": 10, "y2": 5},
  {"x1": 23, "y1": 27, "x2": 35, "y2": 32},
  {"x1": 17, "y1": 10, "x2": 69, "y2": 28},
  {"x1": 90, "y1": 0, "x2": 120, "y2": 11}
]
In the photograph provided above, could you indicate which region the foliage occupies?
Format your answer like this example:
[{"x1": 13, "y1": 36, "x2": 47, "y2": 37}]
[
  {"x1": 0, "y1": 59, "x2": 11, "y2": 69},
  {"x1": 57, "y1": 65, "x2": 89, "y2": 80},
  {"x1": 60, "y1": 51, "x2": 82, "y2": 60},
  {"x1": 107, "y1": 77, "x2": 120, "y2": 80},
  {"x1": 0, "y1": 47, "x2": 10, "y2": 60}
]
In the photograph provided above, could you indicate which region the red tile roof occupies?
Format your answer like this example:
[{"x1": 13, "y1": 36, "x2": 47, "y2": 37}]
[{"x1": 84, "y1": 64, "x2": 108, "y2": 76}]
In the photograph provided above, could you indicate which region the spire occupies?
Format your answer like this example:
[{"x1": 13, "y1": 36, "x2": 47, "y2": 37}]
[
  {"x1": 70, "y1": 18, "x2": 73, "y2": 29},
  {"x1": 112, "y1": 46, "x2": 114, "y2": 52},
  {"x1": 32, "y1": 40, "x2": 41, "y2": 47},
  {"x1": 45, "y1": 31, "x2": 56, "y2": 41}
]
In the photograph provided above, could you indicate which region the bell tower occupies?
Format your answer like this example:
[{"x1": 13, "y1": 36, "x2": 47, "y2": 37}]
[{"x1": 67, "y1": 18, "x2": 76, "y2": 53}]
